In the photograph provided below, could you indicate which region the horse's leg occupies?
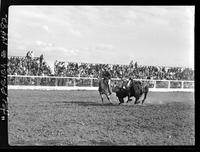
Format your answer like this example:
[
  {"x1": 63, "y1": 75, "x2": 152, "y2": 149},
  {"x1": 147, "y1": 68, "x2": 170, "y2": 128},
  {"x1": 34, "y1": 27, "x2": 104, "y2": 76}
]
[
  {"x1": 108, "y1": 79, "x2": 112, "y2": 95},
  {"x1": 100, "y1": 93, "x2": 104, "y2": 103},
  {"x1": 142, "y1": 92, "x2": 148, "y2": 104},
  {"x1": 106, "y1": 94, "x2": 112, "y2": 104},
  {"x1": 141, "y1": 87, "x2": 149, "y2": 104}
]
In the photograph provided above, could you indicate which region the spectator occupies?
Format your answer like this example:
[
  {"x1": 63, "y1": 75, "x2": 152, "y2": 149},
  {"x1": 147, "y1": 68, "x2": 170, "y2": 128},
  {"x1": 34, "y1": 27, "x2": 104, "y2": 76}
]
[
  {"x1": 30, "y1": 51, "x2": 34, "y2": 59},
  {"x1": 7, "y1": 53, "x2": 194, "y2": 81},
  {"x1": 26, "y1": 51, "x2": 31, "y2": 60},
  {"x1": 39, "y1": 54, "x2": 44, "y2": 68}
]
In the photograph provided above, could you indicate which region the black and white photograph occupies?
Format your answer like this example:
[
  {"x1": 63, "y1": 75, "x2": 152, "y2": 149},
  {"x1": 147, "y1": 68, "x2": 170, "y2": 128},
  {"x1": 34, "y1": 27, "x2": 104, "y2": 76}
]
[{"x1": 3, "y1": 5, "x2": 195, "y2": 146}]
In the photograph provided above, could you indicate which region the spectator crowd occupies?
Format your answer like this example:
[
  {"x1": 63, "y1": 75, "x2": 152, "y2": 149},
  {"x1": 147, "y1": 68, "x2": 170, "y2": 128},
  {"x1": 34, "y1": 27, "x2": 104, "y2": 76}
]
[
  {"x1": 8, "y1": 51, "x2": 52, "y2": 76},
  {"x1": 8, "y1": 51, "x2": 194, "y2": 81}
]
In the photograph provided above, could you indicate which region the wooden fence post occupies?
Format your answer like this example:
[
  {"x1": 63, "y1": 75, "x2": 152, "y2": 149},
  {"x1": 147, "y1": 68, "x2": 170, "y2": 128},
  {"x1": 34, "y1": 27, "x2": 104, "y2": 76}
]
[
  {"x1": 73, "y1": 78, "x2": 76, "y2": 86},
  {"x1": 90, "y1": 79, "x2": 93, "y2": 87},
  {"x1": 168, "y1": 81, "x2": 171, "y2": 89},
  {"x1": 181, "y1": 81, "x2": 184, "y2": 89}
]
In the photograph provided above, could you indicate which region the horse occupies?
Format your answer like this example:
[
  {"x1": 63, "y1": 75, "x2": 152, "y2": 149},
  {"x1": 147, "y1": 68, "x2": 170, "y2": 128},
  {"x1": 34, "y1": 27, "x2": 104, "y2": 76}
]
[{"x1": 98, "y1": 78, "x2": 112, "y2": 104}]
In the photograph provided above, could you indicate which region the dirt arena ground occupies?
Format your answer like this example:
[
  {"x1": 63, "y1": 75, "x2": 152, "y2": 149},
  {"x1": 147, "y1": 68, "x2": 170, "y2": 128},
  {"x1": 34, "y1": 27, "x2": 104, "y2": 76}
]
[{"x1": 8, "y1": 90, "x2": 194, "y2": 146}]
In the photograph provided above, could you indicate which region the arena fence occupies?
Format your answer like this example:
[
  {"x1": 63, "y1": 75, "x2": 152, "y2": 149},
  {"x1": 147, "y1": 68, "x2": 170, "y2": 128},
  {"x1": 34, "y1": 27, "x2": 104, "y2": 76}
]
[{"x1": 7, "y1": 75, "x2": 194, "y2": 92}]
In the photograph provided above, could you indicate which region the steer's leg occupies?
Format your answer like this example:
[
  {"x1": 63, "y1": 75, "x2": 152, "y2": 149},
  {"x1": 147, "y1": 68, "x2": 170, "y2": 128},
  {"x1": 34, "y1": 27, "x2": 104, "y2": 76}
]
[
  {"x1": 127, "y1": 90, "x2": 132, "y2": 102},
  {"x1": 118, "y1": 98, "x2": 124, "y2": 105},
  {"x1": 127, "y1": 96, "x2": 133, "y2": 103},
  {"x1": 126, "y1": 96, "x2": 130, "y2": 103},
  {"x1": 127, "y1": 95, "x2": 130, "y2": 103},
  {"x1": 127, "y1": 92, "x2": 132, "y2": 103},
  {"x1": 134, "y1": 97, "x2": 140, "y2": 104}
]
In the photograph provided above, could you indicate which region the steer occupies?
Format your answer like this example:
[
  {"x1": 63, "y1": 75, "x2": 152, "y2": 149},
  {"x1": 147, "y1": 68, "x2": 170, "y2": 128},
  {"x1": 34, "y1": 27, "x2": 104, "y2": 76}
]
[{"x1": 112, "y1": 79, "x2": 149, "y2": 105}]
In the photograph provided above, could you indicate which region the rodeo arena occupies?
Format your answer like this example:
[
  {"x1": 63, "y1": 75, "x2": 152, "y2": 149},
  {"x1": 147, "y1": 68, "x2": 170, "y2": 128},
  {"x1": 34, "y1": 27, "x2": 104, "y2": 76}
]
[{"x1": 7, "y1": 51, "x2": 194, "y2": 146}]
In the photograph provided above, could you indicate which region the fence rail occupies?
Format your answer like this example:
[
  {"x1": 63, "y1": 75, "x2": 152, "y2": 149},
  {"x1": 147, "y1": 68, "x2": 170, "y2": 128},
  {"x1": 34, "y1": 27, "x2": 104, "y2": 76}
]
[{"x1": 7, "y1": 75, "x2": 194, "y2": 91}]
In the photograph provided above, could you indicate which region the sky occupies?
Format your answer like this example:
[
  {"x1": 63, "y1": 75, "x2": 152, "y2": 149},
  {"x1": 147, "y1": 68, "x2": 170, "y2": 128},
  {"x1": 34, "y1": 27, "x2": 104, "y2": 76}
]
[{"x1": 8, "y1": 6, "x2": 194, "y2": 70}]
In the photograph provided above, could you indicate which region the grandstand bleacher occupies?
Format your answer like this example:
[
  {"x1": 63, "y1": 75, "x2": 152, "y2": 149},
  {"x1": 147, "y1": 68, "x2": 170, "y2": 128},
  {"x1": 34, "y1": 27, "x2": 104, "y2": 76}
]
[
  {"x1": 8, "y1": 53, "x2": 194, "y2": 81},
  {"x1": 7, "y1": 52, "x2": 194, "y2": 91}
]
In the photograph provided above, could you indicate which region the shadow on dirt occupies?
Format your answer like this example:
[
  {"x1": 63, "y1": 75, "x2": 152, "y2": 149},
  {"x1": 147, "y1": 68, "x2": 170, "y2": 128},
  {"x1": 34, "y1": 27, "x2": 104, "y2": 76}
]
[
  {"x1": 51, "y1": 100, "x2": 119, "y2": 107},
  {"x1": 71, "y1": 101, "x2": 118, "y2": 107},
  {"x1": 11, "y1": 139, "x2": 74, "y2": 146},
  {"x1": 90, "y1": 139, "x2": 117, "y2": 146}
]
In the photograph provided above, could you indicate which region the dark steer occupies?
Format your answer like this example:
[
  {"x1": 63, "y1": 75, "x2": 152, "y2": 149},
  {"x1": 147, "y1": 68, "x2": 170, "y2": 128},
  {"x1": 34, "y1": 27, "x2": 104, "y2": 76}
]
[{"x1": 112, "y1": 79, "x2": 149, "y2": 105}]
